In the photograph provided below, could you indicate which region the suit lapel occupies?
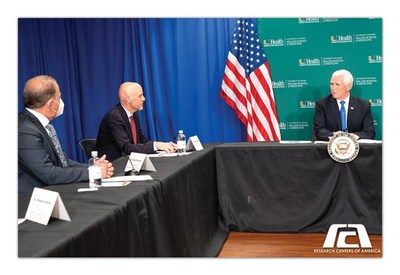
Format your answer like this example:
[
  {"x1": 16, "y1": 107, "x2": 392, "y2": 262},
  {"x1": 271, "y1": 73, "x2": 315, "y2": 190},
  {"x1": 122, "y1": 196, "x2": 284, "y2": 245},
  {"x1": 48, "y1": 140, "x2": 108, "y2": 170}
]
[
  {"x1": 328, "y1": 96, "x2": 342, "y2": 130},
  {"x1": 116, "y1": 104, "x2": 134, "y2": 142},
  {"x1": 347, "y1": 95, "x2": 356, "y2": 131},
  {"x1": 22, "y1": 109, "x2": 60, "y2": 164}
]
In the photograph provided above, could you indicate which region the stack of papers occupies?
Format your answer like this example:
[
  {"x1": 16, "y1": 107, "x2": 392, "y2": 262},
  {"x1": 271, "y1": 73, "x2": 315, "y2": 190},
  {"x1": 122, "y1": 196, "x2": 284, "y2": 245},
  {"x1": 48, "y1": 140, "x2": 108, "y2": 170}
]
[
  {"x1": 101, "y1": 175, "x2": 153, "y2": 187},
  {"x1": 314, "y1": 141, "x2": 328, "y2": 144},
  {"x1": 280, "y1": 140, "x2": 312, "y2": 144},
  {"x1": 313, "y1": 139, "x2": 382, "y2": 144},
  {"x1": 148, "y1": 152, "x2": 192, "y2": 157},
  {"x1": 358, "y1": 139, "x2": 382, "y2": 144}
]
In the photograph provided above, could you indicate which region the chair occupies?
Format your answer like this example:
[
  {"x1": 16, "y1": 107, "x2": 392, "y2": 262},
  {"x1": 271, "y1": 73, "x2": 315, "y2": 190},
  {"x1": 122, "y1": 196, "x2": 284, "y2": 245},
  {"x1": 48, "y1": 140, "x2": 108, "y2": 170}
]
[{"x1": 78, "y1": 139, "x2": 97, "y2": 160}]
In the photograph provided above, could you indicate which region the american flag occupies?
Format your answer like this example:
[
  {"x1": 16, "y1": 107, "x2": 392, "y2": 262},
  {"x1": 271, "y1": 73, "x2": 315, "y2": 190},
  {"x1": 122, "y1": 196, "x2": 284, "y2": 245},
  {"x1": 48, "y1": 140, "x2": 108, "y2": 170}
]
[{"x1": 220, "y1": 18, "x2": 281, "y2": 141}]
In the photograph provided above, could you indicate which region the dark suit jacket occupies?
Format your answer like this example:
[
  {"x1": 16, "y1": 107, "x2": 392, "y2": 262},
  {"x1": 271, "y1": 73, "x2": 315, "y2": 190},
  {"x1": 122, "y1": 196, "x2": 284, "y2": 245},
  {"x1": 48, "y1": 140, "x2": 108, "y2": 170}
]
[
  {"x1": 313, "y1": 94, "x2": 375, "y2": 141},
  {"x1": 96, "y1": 104, "x2": 155, "y2": 162},
  {"x1": 18, "y1": 108, "x2": 88, "y2": 194}
]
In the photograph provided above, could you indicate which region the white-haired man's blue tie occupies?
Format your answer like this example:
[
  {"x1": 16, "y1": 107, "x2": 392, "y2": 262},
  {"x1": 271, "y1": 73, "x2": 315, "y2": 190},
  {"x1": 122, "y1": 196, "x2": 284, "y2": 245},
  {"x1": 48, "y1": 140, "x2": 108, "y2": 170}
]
[{"x1": 340, "y1": 100, "x2": 347, "y2": 132}]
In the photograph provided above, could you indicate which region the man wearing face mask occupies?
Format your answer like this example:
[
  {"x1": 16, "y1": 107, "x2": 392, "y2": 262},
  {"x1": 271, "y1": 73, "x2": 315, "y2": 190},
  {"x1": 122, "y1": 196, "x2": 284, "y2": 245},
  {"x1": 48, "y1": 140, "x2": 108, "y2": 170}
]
[{"x1": 18, "y1": 75, "x2": 114, "y2": 194}]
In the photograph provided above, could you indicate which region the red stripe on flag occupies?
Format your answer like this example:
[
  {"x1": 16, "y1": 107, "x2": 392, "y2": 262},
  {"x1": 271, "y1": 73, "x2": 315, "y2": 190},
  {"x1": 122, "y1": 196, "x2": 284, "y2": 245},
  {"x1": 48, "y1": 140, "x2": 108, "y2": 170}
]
[
  {"x1": 250, "y1": 67, "x2": 280, "y2": 141},
  {"x1": 226, "y1": 58, "x2": 247, "y2": 88},
  {"x1": 222, "y1": 74, "x2": 247, "y2": 110},
  {"x1": 220, "y1": 88, "x2": 248, "y2": 126},
  {"x1": 220, "y1": 19, "x2": 281, "y2": 142}
]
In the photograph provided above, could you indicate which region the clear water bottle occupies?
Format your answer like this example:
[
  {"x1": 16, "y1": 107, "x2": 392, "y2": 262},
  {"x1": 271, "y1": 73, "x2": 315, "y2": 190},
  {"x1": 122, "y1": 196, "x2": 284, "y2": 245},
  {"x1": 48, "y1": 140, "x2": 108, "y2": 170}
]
[
  {"x1": 88, "y1": 151, "x2": 102, "y2": 188},
  {"x1": 176, "y1": 130, "x2": 186, "y2": 156}
]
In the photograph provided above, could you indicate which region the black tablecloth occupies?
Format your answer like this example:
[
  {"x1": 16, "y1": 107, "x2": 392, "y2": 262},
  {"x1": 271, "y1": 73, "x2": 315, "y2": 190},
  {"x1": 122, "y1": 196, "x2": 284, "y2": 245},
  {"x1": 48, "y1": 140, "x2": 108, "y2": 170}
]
[
  {"x1": 18, "y1": 145, "x2": 227, "y2": 257},
  {"x1": 215, "y1": 142, "x2": 382, "y2": 234}
]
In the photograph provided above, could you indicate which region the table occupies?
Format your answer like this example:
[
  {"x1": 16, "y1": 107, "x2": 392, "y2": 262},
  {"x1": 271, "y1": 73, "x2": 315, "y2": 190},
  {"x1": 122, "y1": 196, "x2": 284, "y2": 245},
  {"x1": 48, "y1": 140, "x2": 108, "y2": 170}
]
[
  {"x1": 18, "y1": 144, "x2": 227, "y2": 257},
  {"x1": 215, "y1": 142, "x2": 382, "y2": 234}
]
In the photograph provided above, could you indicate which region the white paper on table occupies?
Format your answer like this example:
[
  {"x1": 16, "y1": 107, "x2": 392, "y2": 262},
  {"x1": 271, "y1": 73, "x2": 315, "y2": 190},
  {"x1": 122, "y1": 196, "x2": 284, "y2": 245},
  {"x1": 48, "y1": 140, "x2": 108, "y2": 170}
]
[
  {"x1": 358, "y1": 139, "x2": 382, "y2": 144},
  {"x1": 101, "y1": 181, "x2": 131, "y2": 187},
  {"x1": 25, "y1": 187, "x2": 71, "y2": 225},
  {"x1": 125, "y1": 152, "x2": 156, "y2": 172},
  {"x1": 186, "y1": 135, "x2": 204, "y2": 151},
  {"x1": 148, "y1": 152, "x2": 192, "y2": 158},
  {"x1": 102, "y1": 175, "x2": 153, "y2": 182},
  {"x1": 280, "y1": 140, "x2": 312, "y2": 144},
  {"x1": 314, "y1": 141, "x2": 328, "y2": 144},
  {"x1": 101, "y1": 175, "x2": 153, "y2": 187}
]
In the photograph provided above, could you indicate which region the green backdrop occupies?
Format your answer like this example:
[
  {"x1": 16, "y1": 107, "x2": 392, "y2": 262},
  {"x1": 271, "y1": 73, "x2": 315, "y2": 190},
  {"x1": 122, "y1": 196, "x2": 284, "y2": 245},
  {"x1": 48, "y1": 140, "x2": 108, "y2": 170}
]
[{"x1": 257, "y1": 18, "x2": 382, "y2": 140}]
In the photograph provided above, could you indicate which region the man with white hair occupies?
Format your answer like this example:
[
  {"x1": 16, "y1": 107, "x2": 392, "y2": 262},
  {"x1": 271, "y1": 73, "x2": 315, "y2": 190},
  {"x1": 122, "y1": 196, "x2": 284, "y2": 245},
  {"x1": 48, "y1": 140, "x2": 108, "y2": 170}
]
[
  {"x1": 96, "y1": 82, "x2": 177, "y2": 161},
  {"x1": 313, "y1": 69, "x2": 375, "y2": 141}
]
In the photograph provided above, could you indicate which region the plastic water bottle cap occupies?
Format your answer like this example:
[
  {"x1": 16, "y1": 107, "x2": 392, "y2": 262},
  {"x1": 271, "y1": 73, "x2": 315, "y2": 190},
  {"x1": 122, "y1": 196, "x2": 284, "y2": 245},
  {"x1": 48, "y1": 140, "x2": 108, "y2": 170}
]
[
  {"x1": 179, "y1": 130, "x2": 183, "y2": 134},
  {"x1": 91, "y1": 151, "x2": 98, "y2": 157}
]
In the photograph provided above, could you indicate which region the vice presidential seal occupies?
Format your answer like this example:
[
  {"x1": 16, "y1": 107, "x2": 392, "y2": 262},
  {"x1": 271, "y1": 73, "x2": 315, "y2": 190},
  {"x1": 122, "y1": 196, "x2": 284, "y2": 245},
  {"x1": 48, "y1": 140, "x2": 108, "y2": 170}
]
[{"x1": 327, "y1": 132, "x2": 360, "y2": 163}]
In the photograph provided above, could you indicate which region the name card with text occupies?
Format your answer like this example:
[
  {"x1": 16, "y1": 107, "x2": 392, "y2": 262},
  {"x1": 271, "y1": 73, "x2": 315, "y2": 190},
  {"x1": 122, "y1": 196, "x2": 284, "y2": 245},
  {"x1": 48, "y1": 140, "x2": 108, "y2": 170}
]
[
  {"x1": 25, "y1": 188, "x2": 71, "y2": 225},
  {"x1": 186, "y1": 135, "x2": 204, "y2": 151},
  {"x1": 125, "y1": 152, "x2": 156, "y2": 173}
]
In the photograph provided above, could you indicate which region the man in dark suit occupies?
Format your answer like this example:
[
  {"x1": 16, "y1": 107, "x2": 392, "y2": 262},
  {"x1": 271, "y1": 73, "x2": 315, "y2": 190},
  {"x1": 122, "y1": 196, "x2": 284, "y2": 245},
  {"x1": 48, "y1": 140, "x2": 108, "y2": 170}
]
[
  {"x1": 18, "y1": 75, "x2": 114, "y2": 194},
  {"x1": 96, "y1": 82, "x2": 176, "y2": 162},
  {"x1": 314, "y1": 69, "x2": 375, "y2": 141}
]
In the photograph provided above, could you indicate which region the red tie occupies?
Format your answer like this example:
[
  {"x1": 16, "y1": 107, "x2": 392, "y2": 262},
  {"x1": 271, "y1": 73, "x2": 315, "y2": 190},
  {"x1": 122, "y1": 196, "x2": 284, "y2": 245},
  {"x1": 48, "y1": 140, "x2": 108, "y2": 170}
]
[{"x1": 129, "y1": 116, "x2": 137, "y2": 144}]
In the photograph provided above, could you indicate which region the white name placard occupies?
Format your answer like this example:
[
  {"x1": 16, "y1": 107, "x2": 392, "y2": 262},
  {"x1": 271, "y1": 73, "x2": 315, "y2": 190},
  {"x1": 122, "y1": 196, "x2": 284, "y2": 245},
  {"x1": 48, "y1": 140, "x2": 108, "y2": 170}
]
[
  {"x1": 25, "y1": 187, "x2": 71, "y2": 225},
  {"x1": 186, "y1": 135, "x2": 203, "y2": 151},
  {"x1": 125, "y1": 152, "x2": 156, "y2": 173}
]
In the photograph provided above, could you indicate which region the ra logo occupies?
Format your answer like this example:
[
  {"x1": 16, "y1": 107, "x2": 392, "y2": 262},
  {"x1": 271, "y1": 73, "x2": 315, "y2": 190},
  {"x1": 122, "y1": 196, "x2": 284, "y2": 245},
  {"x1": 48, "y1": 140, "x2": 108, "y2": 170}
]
[{"x1": 323, "y1": 224, "x2": 372, "y2": 248}]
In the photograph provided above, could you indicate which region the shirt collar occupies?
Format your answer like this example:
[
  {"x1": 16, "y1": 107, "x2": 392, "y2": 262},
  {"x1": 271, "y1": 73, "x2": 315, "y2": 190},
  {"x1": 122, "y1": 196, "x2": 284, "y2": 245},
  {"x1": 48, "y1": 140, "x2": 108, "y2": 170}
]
[
  {"x1": 121, "y1": 105, "x2": 133, "y2": 118},
  {"x1": 26, "y1": 108, "x2": 50, "y2": 128},
  {"x1": 336, "y1": 95, "x2": 350, "y2": 105}
]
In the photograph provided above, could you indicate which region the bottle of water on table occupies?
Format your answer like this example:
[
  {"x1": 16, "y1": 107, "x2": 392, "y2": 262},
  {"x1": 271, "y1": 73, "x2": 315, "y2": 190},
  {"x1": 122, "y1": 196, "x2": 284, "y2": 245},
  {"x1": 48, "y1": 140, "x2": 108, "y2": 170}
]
[
  {"x1": 176, "y1": 130, "x2": 186, "y2": 156},
  {"x1": 88, "y1": 151, "x2": 102, "y2": 188}
]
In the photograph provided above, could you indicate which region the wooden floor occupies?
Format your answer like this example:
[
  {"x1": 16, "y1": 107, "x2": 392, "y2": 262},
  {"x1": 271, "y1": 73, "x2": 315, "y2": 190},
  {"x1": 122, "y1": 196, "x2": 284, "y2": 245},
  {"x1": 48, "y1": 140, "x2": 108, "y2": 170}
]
[{"x1": 218, "y1": 232, "x2": 382, "y2": 257}]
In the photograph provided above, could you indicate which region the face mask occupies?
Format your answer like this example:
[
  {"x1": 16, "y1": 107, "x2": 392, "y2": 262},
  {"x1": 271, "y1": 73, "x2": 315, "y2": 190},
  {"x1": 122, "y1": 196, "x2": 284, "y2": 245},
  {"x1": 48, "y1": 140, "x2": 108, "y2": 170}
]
[{"x1": 50, "y1": 98, "x2": 64, "y2": 117}]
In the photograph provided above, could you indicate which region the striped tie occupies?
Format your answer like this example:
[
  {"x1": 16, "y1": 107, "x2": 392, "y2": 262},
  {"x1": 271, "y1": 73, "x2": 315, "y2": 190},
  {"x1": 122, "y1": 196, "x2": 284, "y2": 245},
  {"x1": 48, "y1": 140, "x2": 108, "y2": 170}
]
[{"x1": 45, "y1": 124, "x2": 69, "y2": 167}]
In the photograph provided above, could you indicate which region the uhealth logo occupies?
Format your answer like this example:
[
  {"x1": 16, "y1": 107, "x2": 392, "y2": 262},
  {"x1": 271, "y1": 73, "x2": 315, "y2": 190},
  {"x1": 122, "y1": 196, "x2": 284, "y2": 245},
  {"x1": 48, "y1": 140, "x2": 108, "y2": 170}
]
[
  {"x1": 369, "y1": 98, "x2": 382, "y2": 107},
  {"x1": 330, "y1": 35, "x2": 353, "y2": 43},
  {"x1": 368, "y1": 55, "x2": 382, "y2": 63},
  {"x1": 299, "y1": 100, "x2": 315, "y2": 108},
  {"x1": 263, "y1": 39, "x2": 285, "y2": 47},
  {"x1": 298, "y1": 18, "x2": 320, "y2": 24},
  {"x1": 298, "y1": 58, "x2": 320, "y2": 66}
]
